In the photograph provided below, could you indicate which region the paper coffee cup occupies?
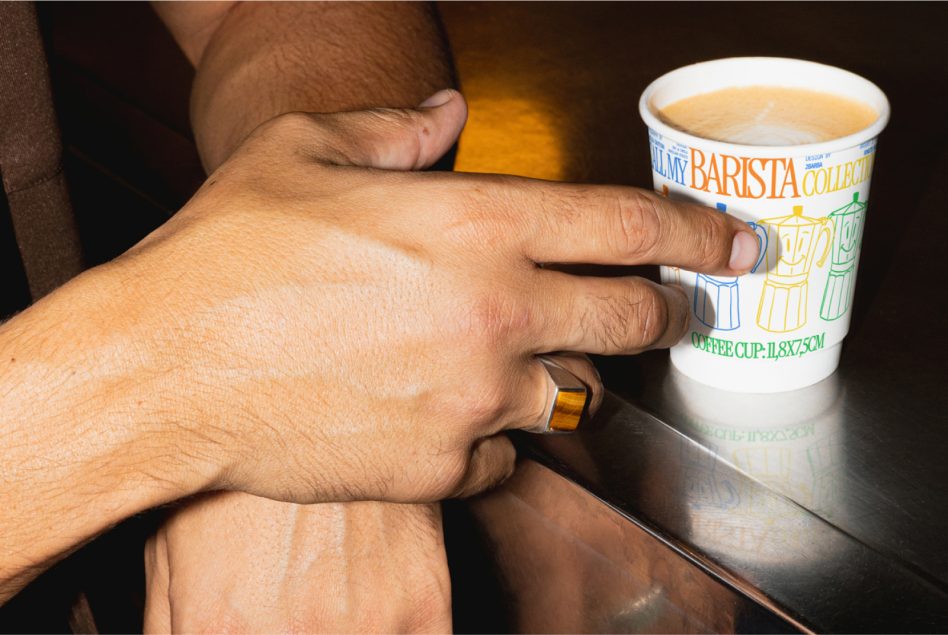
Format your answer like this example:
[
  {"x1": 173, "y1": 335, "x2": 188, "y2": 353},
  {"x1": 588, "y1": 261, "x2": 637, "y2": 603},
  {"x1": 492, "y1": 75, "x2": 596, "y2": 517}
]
[{"x1": 638, "y1": 58, "x2": 890, "y2": 393}]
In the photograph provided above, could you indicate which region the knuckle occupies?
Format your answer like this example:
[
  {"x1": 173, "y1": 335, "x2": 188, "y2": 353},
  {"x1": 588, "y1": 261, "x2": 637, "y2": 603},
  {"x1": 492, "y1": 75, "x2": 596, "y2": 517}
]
[
  {"x1": 361, "y1": 108, "x2": 424, "y2": 158},
  {"x1": 588, "y1": 293, "x2": 630, "y2": 352},
  {"x1": 635, "y1": 285, "x2": 670, "y2": 348},
  {"x1": 596, "y1": 284, "x2": 667, "y2": 351},
  {"x1": 445, "y1": 175, "x2": 522, "y2": 246},
  {"x1": 427, "y1": 450, "x2": 472, "y2": 499},
  {"x1": 434, "y1": 366, "x2": 509, "y2": 432},
  {"x1": 262, "y1": 111, "x2": 317, "y2": 140},
  {"x1": 451, "y1": 209, "x2": 502, "y2": 250},
  {"x1": 537, "y1": 181, "x2": 588, "y2": 233},
  {"x1": 456, "y1": 439, "x2": 514, "y2": 499},
  {"x1": 368, "y1": 106, "x2": 412, "y2": 130},
  {"x1": 613, "y1": 190, "x2": 663, "y2": 258},
  {"x1": 465, "y1": 373, "x2": 509, "y2": 424},
  {"x1": 405, "y1": 582, "x2": 452, "y2": 632},
  {"x1": 367, "y1": 106, "x2": 416, "y2": 127},
  {"x1": 695, "y1": 211, "x2": 731, "y2": 267},
  {"x1": 466, "y1": 291, "x2": 533, "y2": 349}
]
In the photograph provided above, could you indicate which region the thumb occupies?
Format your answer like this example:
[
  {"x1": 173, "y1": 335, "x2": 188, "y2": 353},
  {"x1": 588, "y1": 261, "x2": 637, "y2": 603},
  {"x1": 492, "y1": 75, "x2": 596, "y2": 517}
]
[{"x1": 317, "y1": 89, "x2": 467, "y2": 171}]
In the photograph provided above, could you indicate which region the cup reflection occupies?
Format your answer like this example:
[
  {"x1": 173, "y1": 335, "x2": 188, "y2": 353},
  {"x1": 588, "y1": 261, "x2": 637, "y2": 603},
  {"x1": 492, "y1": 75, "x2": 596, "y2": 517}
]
[{"x1": 662, "y1": 369, "x2": 845, "y2": 568}]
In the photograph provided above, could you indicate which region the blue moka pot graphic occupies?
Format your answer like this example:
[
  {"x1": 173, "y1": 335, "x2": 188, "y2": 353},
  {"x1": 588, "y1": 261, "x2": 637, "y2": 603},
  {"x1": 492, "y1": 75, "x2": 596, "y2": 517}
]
[
  {"x1": 694, "y1": 204, "x2": 768, "y2": 331},
  {"x1": 820, "y1": 192, "x2": 867, "y2": 321}
]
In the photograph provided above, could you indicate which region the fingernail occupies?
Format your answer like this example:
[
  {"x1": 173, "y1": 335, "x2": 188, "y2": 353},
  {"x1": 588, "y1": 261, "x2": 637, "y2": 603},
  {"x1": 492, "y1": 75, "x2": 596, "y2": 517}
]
[
  {"x1": 729, "y1": 231, "x2": 759, "y2": 272},
  {"x1": 419, "y1": 89, "x2": 455, "y2": 108}
]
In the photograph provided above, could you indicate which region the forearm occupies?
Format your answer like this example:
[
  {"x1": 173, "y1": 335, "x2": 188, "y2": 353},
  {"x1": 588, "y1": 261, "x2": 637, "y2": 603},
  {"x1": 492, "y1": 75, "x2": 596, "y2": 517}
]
[
  {"x1": 1, "y1": 5, "x2": 453, "y2": 601},
  {"x1": 0, "y1": 266, "x2": 211, "y2": 603},
  {"x1": 155, "y1": 1, "x2": 455, "y2": 171}
]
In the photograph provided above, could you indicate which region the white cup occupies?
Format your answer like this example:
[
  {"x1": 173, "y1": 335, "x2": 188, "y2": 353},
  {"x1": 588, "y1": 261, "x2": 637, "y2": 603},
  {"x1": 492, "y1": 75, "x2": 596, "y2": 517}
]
[{"x1": 638, "y1": 57, "x2": 890, "y2": 393}]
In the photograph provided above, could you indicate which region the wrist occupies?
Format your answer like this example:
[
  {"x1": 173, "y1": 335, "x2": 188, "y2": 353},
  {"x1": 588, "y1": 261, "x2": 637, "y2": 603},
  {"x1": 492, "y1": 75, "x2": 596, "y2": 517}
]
[
  {"x1": 0, "y1": 263, "x2": 219, "y2": 599},
  {"x1": 60, "y1": 263, "x2": 222, "y2": 502},
  {"x1": 1, "y1": 263, "x2": 215, "y2": 531}
]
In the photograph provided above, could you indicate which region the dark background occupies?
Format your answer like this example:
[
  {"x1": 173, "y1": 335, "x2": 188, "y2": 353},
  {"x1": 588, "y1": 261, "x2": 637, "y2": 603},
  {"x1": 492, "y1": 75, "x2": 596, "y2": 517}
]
[{"x1": 2, "y1": 2, "x2": 946, "y2": 632}]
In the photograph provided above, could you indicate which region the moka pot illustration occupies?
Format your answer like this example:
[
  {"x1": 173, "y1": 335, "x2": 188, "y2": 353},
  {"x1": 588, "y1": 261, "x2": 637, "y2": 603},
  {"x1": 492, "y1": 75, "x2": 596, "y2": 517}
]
[
  {"x1": 756, "y1": 205, "x2": 833, "y2": 333},
  {"x1": 820, "y1": 192, "x2": 867, "y2": 321},
  {"x1": 694, "y1": 204, "x2": 768, "y2": 331}
]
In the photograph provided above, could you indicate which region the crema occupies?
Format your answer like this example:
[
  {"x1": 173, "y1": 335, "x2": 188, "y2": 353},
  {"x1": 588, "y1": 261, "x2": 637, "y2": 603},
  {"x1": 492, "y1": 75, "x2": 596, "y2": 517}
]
[{"x1": 657, "y1": 86, "x2": 878, "y2": 146}]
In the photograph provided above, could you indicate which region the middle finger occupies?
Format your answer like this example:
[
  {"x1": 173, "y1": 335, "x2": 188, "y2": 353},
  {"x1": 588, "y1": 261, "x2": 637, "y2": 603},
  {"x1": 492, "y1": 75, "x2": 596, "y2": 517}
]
[{"x1": 527, "y1": 268, "x2": 690, "y2": 355}]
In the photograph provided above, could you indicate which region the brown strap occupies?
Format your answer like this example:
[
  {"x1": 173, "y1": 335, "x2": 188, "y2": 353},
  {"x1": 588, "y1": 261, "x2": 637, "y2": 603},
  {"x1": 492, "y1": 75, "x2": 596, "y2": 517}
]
[
  {"x1": 0, "y1": 2, "x2": 83, "y2": 300},
  {"x1": 0, "y1": 9, "x2": 98, "y2": 631}
]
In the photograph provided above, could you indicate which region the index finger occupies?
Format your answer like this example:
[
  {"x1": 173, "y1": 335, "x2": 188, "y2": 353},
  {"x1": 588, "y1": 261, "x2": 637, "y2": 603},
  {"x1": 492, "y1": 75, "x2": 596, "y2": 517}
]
[{"x1": 517, "y1": 181, "x2": 761, "y2": 275}]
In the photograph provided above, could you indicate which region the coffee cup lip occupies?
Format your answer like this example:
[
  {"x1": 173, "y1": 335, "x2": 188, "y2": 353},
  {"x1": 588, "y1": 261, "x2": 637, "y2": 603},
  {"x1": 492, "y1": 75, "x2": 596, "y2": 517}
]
[{"x1": 638, "y1": 57, "x2": 891, "y2": 157}]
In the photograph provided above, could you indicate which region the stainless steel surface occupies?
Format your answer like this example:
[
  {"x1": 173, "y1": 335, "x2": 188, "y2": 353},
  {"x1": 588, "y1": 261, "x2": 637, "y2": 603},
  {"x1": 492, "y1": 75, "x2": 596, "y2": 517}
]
[
  {"x1": 468, "y1": 460, "x2": 798, "y2": 634},
  {"x1": 624, "y1": 358, "x2": 948, "y2": 589},
  {"x1": 518, "y1": 388, "x2": 947, "y2": 632}
]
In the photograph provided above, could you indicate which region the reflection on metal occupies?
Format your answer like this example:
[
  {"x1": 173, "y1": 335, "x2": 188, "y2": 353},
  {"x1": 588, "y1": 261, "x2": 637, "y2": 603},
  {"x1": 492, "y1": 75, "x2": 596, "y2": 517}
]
[
  {"x1": 469, "y1": 460, "x2": 797, "y2": 634},
  {"x1": 622, "y1": 351, "x2": 948, "y2": 591},
  {"x1": 506, "y1": 383, "x2": 948, "y2": 632},
  {"x1": 662, "y1": 370, "x2": 845, "y2": 569}
]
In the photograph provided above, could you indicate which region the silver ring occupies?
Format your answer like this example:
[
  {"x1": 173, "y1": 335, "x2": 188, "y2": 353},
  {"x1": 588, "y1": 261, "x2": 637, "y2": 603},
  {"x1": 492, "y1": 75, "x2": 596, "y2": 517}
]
[{"x1": 528, "y1": 357, "x2": 589, "y2": 434}]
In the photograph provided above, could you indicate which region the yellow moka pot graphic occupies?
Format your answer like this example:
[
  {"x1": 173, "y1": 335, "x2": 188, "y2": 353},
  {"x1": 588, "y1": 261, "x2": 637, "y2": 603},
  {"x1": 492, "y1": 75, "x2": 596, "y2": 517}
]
[
  {"x1": 820, "y1": 193, "x2": 867, "y2": 321},
  {"x1": 756, "y1": 205, "x2": 833, "y2": 333}
]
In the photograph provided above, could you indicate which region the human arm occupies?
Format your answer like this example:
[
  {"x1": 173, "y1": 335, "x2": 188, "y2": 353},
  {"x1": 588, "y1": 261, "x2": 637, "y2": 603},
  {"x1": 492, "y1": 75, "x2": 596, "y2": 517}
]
[
  {"x1": 1, "y1": 91, "x2": 760, "y2": 604},
  {"x1": 152, "y1": 0, "x2": 455, "y2": 171},
  {"x1": 146, "y1": 3, "x2": 458, "y2": 630},
  {"x1": 144, "y1": 494, "x2": 451, "y2": 633},
  {"x1": 0, "y1": 257, "x2": 215, "y2": 603}
]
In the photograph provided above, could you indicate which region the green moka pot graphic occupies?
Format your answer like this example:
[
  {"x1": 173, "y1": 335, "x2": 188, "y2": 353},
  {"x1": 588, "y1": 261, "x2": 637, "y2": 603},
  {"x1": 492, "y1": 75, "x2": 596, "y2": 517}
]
[{"x1": 820, "y1": 193, "x2": 867, "y2": 321}]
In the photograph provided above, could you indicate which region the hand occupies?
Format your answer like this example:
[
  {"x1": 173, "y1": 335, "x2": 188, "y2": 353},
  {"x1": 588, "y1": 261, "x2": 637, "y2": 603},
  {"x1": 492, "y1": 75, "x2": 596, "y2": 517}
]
[
  {"x1": 144, "y1": 493, "x2": 450, "y2": 633},
  {"x1": 0, "y1": 90, "x2": 760, "y2": 599},
  {"x1": 104, "y1": 89, "x2": 759, "y2": 504}
]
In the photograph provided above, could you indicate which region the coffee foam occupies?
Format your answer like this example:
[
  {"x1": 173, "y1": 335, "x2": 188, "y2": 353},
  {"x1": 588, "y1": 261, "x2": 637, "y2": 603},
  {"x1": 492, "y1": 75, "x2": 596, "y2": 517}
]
[{"x1": 657, "y1": 86, "x2": 878, "y2": 146}]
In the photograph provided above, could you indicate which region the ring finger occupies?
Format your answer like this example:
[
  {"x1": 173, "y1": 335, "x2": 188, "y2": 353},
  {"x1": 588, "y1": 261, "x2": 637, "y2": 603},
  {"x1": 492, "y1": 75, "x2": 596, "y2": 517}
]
[{"x1": 500, "y1": 352, "x2": 602, "y2": 433}]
